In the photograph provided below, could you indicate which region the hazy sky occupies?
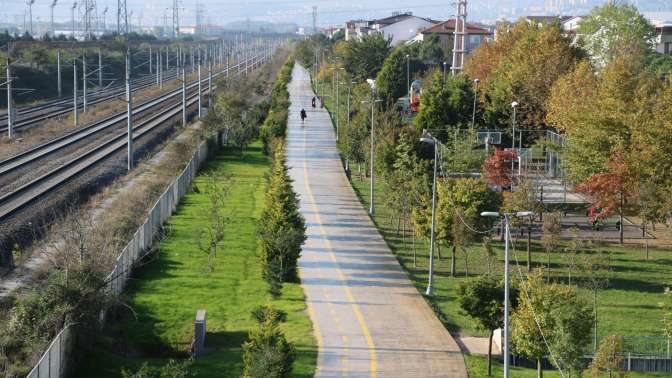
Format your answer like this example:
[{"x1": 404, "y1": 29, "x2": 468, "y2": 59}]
[{"x1": 1, "y1": 0, "x2": 669, "y2": 29}]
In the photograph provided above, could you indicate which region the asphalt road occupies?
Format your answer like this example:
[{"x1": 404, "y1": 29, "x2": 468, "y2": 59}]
[{"x1": 286, "y1": 64, "x2": 467, "y2": 378}]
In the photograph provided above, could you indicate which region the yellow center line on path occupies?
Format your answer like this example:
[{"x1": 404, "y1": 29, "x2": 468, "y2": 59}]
[{"x1": 302, "y1": 124, "x2": 378, "y2": 378}]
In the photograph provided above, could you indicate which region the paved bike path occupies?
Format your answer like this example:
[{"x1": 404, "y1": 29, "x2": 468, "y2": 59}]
[{"x1": 286, "y1": 64, "x2": 467, "y2": 377}]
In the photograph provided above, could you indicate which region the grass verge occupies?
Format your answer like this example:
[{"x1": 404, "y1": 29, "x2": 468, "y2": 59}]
[{"x1": 77, "y1": 142, "x2": 317, "y2": 377}]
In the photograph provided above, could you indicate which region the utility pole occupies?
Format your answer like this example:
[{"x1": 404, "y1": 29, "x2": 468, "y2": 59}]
[
  {"x1": 6, "y1": 59, "x2": 14, "y2": 140},
  {"x1": 50, "y1": 0, "x2": 58, "y2": 36},
  {"x1": 101, "y1": 6, "x2": 108, "y2": 33},
  {"x1": 451, "y1": 0, "x2": 468, "y2": 75},
  {"x1": 57, "y1": 49, "x2": 62, "y2": 97},
  {"x1": 172, "y1": 0, "x2": 180, "y2": 39},
  {"x1": 181, "y1": 64, "x2": 186, "y2": 127},
  {"x1": 312, "y1": 6, "x2": 317, "y2": 34},
  {"x1": 208, "y1": 60, "x2": 212, "y2": 107},
  {"x1": 117, "y1": 0, "x2": 127, "y2": 34},
  {"x1": 98, "y1": 49, "x2": 103, "y2": 87},
  {"x1": 27, "y1": 0, "x2": 35, "y2": 36},
  {"x1": 71, "y1": 2, "x2": 77, "y2": 38},
  {"x1": 197, "y1": 62, "x2": 202, "y2": 119},
  {"x1": 149, "y1": 46, "x2": 152, "y2": 74},
  {"x1": 82, "y1": 53, "x2": 87, "y2": 112},
  {"x1": 125, "y1": 48, "x2": 133, "y2": 170},
  {"x1": 73, "y1": 60, "x2": 78, "y2": 127},
  {"x1": 156, "y1": 50, "x2": 160, "y2": 87}
]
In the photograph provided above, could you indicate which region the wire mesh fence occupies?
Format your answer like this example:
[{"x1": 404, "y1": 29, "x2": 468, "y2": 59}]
[{"x1": 26, "y1": 137, "x2": 213, "y2": 377}]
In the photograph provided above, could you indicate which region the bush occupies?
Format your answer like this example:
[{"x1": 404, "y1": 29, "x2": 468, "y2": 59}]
[{"x1": 242, "y1": 304, "x2": 295, "y2": 378}]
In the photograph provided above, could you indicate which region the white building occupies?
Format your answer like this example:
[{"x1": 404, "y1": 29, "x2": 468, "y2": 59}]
[{"x1": 379, "y1": 16, "x2": 437, "y2": 46}]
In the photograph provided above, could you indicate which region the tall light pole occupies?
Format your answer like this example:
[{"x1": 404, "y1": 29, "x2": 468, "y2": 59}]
[
  {"x1": 471, "y1": 78, "x2": 479, "y2": 128},
  {"x1": 50, "y1": 0, "x2": 58, "y2": 36},
  {"x1": 442, "y1": 61, "x2": 447, "y2": 86},
  {"x1": 71, "y1": 2, "x2": 77, "y2": 38},
  {"x1": 480, "y1": 211, "x2": 533, "y2": 378},
  {"x1": 125, "y1": 48, "x2": 133, "y2": 170},
  {"x1": 6, "y1": 59, "x2": 13, "y2": 140},
  {"x1": 362, "y1": 81, "x2": 381, "y2": 216},
  {"x1": 420, "y1": 129, "x2": 439, "y2": 296},
  {"x1": 335, "y1": 67, "x2": 343, "y2": 141},
  {"x1": 27, "y1": 0, "x2": 35, "y2": 36},
  {"x1": 406, "y1": 54, "x2": 410, "y2": 98},
  {"x1": 345, "y1": 80, "x2": 355, "y2": 172},
  {"x1": 511, "y1": 101, "x2": 518, "y2": 174}
]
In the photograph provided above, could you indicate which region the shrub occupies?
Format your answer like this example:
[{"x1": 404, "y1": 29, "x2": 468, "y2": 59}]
[{"x1": 242, "y1": 305, "x2": 295, "y2": 378}]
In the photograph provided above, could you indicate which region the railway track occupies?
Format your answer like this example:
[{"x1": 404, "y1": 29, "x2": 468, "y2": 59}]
[
  {"x1": 0, "y1": 50, "x2": 269, "y2": 222},
  {"x1": 0, "y1": 68, "x2": 182, "y2": 133}
]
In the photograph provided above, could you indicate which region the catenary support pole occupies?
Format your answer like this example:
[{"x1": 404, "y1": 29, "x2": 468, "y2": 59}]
[
  {"x1": 57, "y1": 49, "x2": 62, "y2": 97},
  {"x1": 197, "y1": 63, "x2": 202, "y2": 119},
  {"x1": 98, "y1": 49, "x2": 103, "y2": 87},
  {"x1": 73, "y1": 60, "x2": 78, "y2": 127},
  {"x1": 182, "y1": 65, "x2": 186, "y2": 127},
  {"x1": 6, "y1": 59, "x2": 13, "y2": 140},
  {"x1": 126, "y1": 49, "x2": 133, "y2": 171},
  {"x1": 82, "y1": 54, "x2": 87, "y2": 112}
]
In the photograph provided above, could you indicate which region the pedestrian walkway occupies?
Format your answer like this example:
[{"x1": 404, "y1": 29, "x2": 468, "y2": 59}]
[{"x1": 286, "y1": 64, "x2": 467, "y2": 378}]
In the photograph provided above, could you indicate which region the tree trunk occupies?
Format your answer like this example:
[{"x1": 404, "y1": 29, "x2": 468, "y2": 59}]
[
  {"x1": 412, "y1": 233, "x2": 416, "y2": 267},
  {"x1": 450, "y1": 245, "x2": 456, "y2": 277},
  {"x1": 593, "y1": 289, "x2": 598, "y2": 352},
  {"x1": 619, "y1": 191, "x2": 624, "y2": 244},
  {"x1": 464, "y1": 248, "x2": 469, "y2": 277},
  {"x1": 487, "y1": 331, "x2": 493, "y2": 377},
  {"x1": 537, "y1": 358, "x2": 543, "y2": 378},
  {"x1": 527, "y1": 222, "x2": 532, "y2": 272}
]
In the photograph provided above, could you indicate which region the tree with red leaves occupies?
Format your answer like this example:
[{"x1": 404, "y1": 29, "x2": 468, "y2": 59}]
[
  {"x1": 483, "y1": 148, "x2": 517, "y2": 190},
  {"x1": 575, "y1": 153, "x2": 631, "y2": 243}
]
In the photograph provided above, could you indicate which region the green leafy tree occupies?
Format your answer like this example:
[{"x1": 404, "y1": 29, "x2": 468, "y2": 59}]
[
  {"x1": 436, "y1": 178, "x2": 502, "y2": 276},
  {"x1": 414, "y1": 70, "x2": 474, "y2": 135},
  {"x1": 583, "y1": 335, "x2": 626, "y2": 378},
  {"x1": 342, "y1": 33, "x2": 391, "y2": 80},
  {"x1": 418, "y1": 33, "x2": 444, "y2": 63},
  {"x1": 502, "y1": 180, "x2": 540, "y2": 271},
  {"x1": 511, "y1": 270, "x2": 592, "y2": 378},
  {"x1": 483, "y1": 21, "x2": 580, "y2": 130},
  {"x1": 458, "y1": 275, "x2": 518, "y2": 377},
  {"x1": 375, "y1": 45, "x2": 423, "y2": 107},
  {"x1": 541, "y1": 212, "x2": 562, "y2": 269},
  {"x1": 578, "y1": 4, "x2": 655, "y2": 69}
]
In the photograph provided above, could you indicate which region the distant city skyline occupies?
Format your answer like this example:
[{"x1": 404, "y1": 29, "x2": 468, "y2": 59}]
[{"x1": 1, "y1": 0, "x2": 671, "y2": 31}]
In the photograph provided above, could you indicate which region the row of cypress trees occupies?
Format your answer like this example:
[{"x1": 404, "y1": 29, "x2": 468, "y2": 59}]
[{"x1": 243, "y1": 55, "x2": 305, "y2": 378}]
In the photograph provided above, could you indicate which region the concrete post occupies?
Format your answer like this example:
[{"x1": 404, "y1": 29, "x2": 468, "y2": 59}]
[
  {"x1": 82, "y1": 54, "x2": 87, "y2": 113},
  {"x1": 98, "y1": 49, "x2": 103, "y2": 88},
  {"x1": 197, "y1": 63, "x2": 201, "y2": 119},
  {"x1": 6, "y1": 59, "x2": 13, "y2": 140},
  {"x1": 57, "y1": 49, "x2": 62, "y2": 97},
  {"x1": 208, "y1": 61, "x2": 212, "y2": 108},
  {"x1": 149, "y1": 46, "x2": 152, "y2": 74},
  {"x1": 182, "y1": 66, "x2": 186, "y2": 127},
  {"x1": 166, "y1": 46, "x2": 170, "y2": 72},
  {"x1": 156, "y1": 52, "x2": 160, "y2": 86},
  {"x1": 126, "y1": 49, "x2": 133, "y2": 171},
  {"x1": 73, "y1": 61, "x2": 78, "y2": 127}
]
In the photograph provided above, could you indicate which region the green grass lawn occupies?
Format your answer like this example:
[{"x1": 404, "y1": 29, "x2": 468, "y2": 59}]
[
  {"x1": 78, "y1": 142, "x2": 316, "y2": 377},
  {"x1": 349, "y1": 176, "x2": 672, "y2": 341}
]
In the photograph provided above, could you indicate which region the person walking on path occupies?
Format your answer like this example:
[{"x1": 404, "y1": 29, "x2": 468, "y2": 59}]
[{"x1": 300, "y1": 108, "x2": 307, "y2": 123}]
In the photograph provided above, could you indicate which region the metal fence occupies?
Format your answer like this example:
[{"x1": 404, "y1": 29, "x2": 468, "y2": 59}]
[
  {"x1": 26, "y1": 325, "x2": 75, "y2": 378},
  {"x1": 26, "y1": 138, "x2": 213, "y2": 378},
  {"x1": 106, "y1": 139, "x2": 211, "y2": 295}
]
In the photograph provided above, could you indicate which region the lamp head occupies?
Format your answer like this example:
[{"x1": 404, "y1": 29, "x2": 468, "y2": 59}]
[
  {"x1": 480, "y1": 211, "x2": 500, "y2": 218},
  {"x1": 516, "y1": 211, "x2": 533, "y2": 218},
  {"x1": 511, "y1": 101, "x2": 518, "y2": 108},
  {"x1": 474, "y1": 78, "x2": 480, "y2": 84}
]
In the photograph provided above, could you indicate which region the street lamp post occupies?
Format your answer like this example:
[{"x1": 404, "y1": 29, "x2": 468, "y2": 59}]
[
  {"x1": 471, "y1": 78, "x2": 480, "y2": 128},
  {"x1": 511, "y1": 101, "x2": 518, "y2": 174},
  {"x1": 345, "y1": 81, "x2": 355, "y2": 172},
  {"x1": 406, "y1": 54, "x2": 410, "y2": 98},
  {"x1": 362, "y1": 82, "x2": 381, "y2": 216},
  {"x1": 480, "y1": 211, "x2": 533, "y2": 378},
  {"x1": 442, "y1": 61, "x2": 447, "y2": 86},
  {"x1": 420, "y1": 129, "x2": 439, "y2": 296}
]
